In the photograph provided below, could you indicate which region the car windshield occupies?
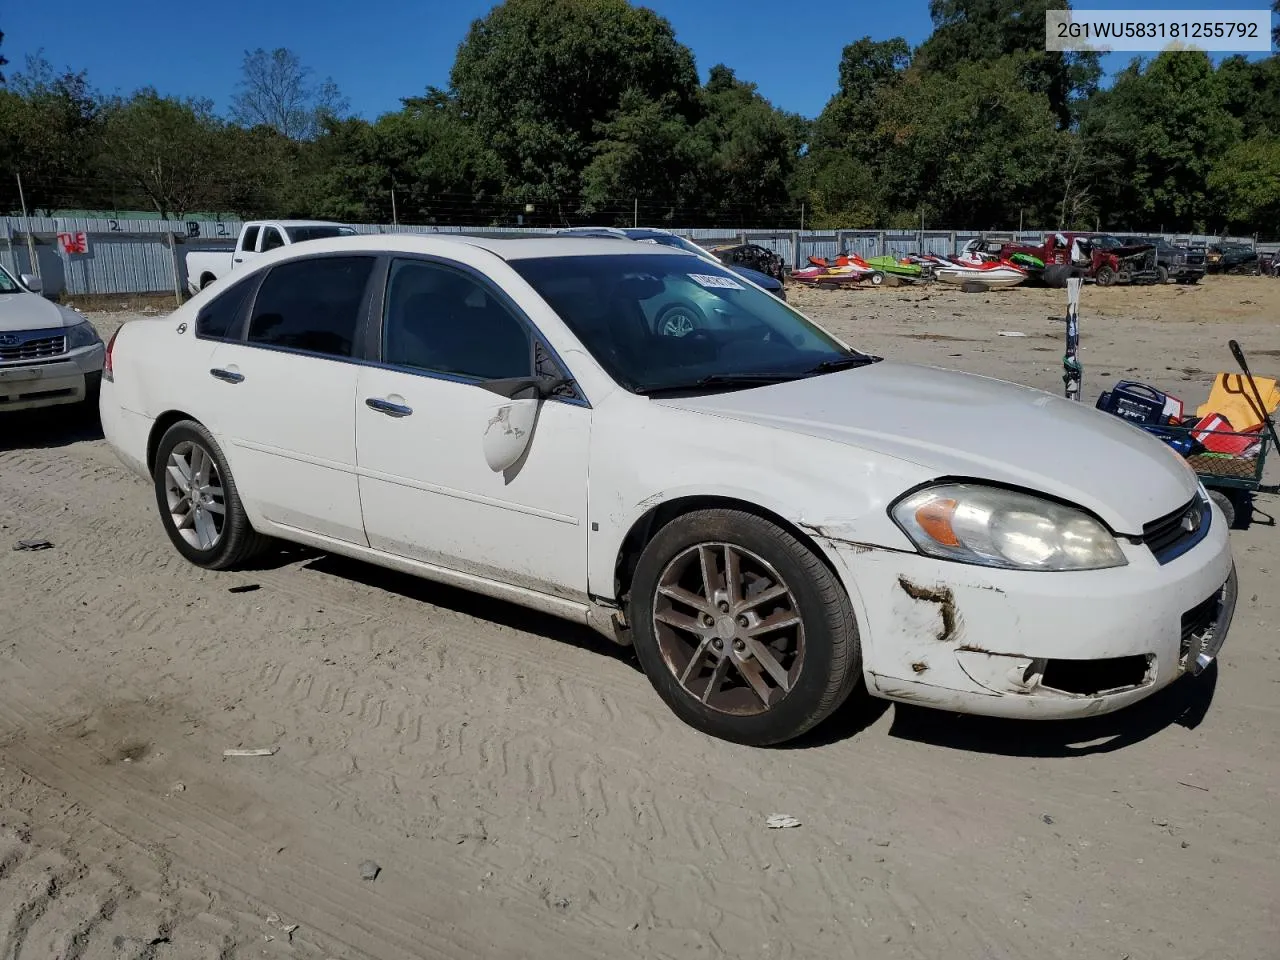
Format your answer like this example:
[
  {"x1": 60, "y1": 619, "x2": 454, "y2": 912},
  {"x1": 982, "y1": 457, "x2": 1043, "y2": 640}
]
[
  {"x1": 288, "y1": 226, "x2": 357, "y2": 243},
  {"x1": 511, "y1": 253, "x2": 873, "y2": 394},
  {"x1": 0, "y1": 265, "x2": 21, "y2": 294}
]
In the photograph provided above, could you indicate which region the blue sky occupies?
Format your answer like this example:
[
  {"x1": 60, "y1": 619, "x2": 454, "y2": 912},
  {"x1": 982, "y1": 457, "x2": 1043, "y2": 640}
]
[{"x1": 4, "y1": 1, "x2": 1275, "y2": 120}]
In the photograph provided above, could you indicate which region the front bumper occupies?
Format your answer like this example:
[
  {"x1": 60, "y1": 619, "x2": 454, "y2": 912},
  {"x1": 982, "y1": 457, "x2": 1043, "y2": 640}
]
[
  {"x1": 820, "y1": 505, "x2": 1235, "y2": 719},
  {"x1": 0, "y1": 343, "x2": 105, "y2": 412}
]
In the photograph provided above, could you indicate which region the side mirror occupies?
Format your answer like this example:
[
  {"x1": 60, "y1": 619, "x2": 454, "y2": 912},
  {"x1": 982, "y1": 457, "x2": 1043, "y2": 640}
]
[
  {"x1": 20, "y1": 274, "x2": 42, "y2": 294},
  {"x1": 483, "y1": 398, "x2": 539, "y2": 473}
]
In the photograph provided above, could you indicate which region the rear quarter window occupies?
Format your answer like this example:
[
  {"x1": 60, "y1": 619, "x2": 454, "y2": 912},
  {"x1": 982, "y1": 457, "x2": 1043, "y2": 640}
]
[{"x1": 195, "y1": 278, "x2": 256, "y2": 340}]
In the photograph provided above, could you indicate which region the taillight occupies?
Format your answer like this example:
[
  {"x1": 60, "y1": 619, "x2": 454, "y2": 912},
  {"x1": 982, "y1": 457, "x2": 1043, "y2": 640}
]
[{"x1": 103, "y1": 326, "x2": 120, "y2": 382}]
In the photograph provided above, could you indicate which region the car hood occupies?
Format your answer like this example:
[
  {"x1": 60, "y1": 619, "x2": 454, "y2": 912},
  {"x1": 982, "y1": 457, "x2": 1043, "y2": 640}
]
[
  {"x1": 0, "y1": 291, "x2": 80, "y2": 332},
  {"x1": 726, "y1": 264, "x2": 781, "y2": 290},
  {"x1": 657, "y1": 361, "x2": 1197, "y2": 534}
]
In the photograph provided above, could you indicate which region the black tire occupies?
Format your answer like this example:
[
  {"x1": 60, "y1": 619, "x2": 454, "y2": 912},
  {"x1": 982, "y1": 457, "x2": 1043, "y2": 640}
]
[
  {"x1": 152, "y1": 419, "x2": 268, "y2": 570},
  {"x1": 655, "y1": 301, "x2": 704, "y2": 338},
  {"x1": 628, "y1": 508, "x2": 862, "y2": 746},
  {"x1": 1042, "y1": 264, "x2": 1072, "y2": 288},
  {"x1": 1208, "y1": 489, "x2": 1237, "y2": 530},
  {"x1": 869, "y1": 271, "x2": 885, "y2": 286},
  {"x1": 1155, "y1": 265, "x2": 1169, "y2": 284},
  {"x1": 1094, "y1": 265, "x2": 1116, "y2": 287},
  {"x1": 200, "y1": 273, "x2": 216, "y2": 290}
]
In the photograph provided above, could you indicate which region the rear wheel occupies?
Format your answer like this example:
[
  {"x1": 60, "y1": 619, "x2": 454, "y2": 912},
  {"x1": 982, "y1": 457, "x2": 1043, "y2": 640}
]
[
  {"x1": 1094, "y1": 265, "x2": 1116, "y2": 286},
  {"x1": 628, "y1": 509, "x2": 861, "y2": 746},
  {"x1": 152, "y1": 420, "x2": 268, "y2": 570}
]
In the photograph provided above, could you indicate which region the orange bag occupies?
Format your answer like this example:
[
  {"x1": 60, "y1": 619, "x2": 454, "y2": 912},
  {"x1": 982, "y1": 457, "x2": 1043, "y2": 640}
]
[{"x1": 1196, "y1": 373, "x2": 1279, "y2": 433}]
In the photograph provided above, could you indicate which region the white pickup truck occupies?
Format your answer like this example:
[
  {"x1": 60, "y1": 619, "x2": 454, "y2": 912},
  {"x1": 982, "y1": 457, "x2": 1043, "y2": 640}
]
[{"x1": 184, "y1": 220, "x2": 357, "y2": 295}]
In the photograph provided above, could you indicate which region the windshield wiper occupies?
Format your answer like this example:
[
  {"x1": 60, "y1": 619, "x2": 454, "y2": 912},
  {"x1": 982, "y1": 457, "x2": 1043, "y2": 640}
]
[
  {"x1": 804, "y1": 354, "x2": 882, "y2": 374},
  {"x1": 635, "y1": 373, "x2": 802, "y2": 396}
]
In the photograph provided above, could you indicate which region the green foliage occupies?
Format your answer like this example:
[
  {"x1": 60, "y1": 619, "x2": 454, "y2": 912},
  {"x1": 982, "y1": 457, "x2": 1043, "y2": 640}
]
[
  {"x1": 1, "y1": 3, "x2": 1279, "y2": 234},
  {"x1": 1209, "y1": 136, "x2": 1280, "y2": 233}
]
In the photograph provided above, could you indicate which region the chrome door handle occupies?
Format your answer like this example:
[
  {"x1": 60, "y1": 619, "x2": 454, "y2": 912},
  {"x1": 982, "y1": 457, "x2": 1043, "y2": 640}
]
[
  {"x1": 365, "y1": 397, "x2": 412, "y2": 417},
  {"x1": 210, "y1": 368, "x2": 244, "y2": 383}
]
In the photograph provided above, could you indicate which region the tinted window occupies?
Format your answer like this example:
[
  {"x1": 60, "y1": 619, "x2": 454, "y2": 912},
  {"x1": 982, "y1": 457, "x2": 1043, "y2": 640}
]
[
  {"x1": 382, "y1": 260, "x2": 532, "y2": 380},
  {"x1": 511, "y1": 253, "x2": 858, "y2": 393},
  {"x1": 247, "y1": 256, "x2": 374, "y2": 358},
  {"x1": 195, "y1": 278, "x2": 255, "y2": 340},
  {"x1": 289, "y1": 226, "x2": 357, "y2": 243},
  {"x1": 261, "y1": 228, "x2": 286, "y2": 252},
  {"x1": 241, "y1": 226, "x2": 260, "y2": 251}
]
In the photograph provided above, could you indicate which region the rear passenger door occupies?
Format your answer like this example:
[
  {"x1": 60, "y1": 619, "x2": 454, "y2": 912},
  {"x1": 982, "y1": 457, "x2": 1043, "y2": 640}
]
[{"x1": 202, "y1": 254, "x2": 376, "y2": 545}]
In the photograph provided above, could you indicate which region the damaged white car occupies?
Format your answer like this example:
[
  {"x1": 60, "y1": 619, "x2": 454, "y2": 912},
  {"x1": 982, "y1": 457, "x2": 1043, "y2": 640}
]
[{"x1": 99, "y1": 235, "x2": 1236, "y2": 745}]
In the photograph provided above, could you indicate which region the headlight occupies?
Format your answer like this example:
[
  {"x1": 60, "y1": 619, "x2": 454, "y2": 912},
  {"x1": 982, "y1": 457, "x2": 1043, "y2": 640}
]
[
  {"x1": 891, "y1": 483, "x2": 1127, "y2": 571},
  {"x1": 65, "y1": 319, "x2": 102, "y2": 350}
]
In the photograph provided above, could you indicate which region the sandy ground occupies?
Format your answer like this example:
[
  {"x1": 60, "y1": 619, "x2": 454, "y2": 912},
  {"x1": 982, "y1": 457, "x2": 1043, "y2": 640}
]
[{"x1": 2, "y1": 276, "x2": 1279, "y2": 959}]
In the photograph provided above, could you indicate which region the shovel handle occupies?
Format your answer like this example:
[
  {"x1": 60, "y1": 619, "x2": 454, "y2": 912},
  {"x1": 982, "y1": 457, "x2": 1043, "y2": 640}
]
[{"x1": 1229, "y1": 338, "x2": 1280, "y2": 454}]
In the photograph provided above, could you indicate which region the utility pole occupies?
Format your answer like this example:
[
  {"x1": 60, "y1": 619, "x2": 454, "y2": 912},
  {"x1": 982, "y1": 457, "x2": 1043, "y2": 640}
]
[
  {"x1": 15, "y1": 172, "x2": 41, "y2": 281},
  {"x1": 800, "y1": 203, "x2": 805, "y2": 231},
  {"x1": 391, "y1": 187, "x2": 399, "y2": 228},
  {"x1": 634, "y1": 198, "x2": 638, "y2": 228}
]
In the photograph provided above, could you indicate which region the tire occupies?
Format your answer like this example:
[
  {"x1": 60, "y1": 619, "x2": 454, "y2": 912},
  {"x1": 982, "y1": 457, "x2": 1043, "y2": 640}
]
[
  {"x1": 1042, "y1": 264, "x2": 1071, "y2": 288},
  {"x1": 869, "y1": 271, "x2": 885, "y2": 286},
  {"x1": 1208, "y1": 489, "x2": 1237, "y2": 530},
  {"x1": 628, "y1": 508, "x2": 861, "y2": 746},
  {"x1": 959, "y1": 281, "x2": 989, "y2": 294},
  {"x1": 1094, "y1": 265, "x2": 1116, "y2": 287},
  {"x1": 200, "y1": 273, "x2": 216, "y2": 290},
  {"x1": 655, "y1": 301, "x2": 703, "y2": 338},
  {"x1": 152, "y1": 419, "x2": 268, "y2": 570},
  {"x1": 1155, "y1": 265, "x2": 1169, "y2": 284}
]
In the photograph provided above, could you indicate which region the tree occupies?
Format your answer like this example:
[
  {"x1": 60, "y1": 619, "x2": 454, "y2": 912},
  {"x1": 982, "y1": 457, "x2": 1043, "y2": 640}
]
[
  {"x1": 450, "y1": 0, "x2": 701, "y2": 209},
  {"x1": 0, "y1": 54, "x2": 102, "y2": 213},
  {"x1": 0, "y1": 29, "x2": 8, "y2": 85},
  {"x1": 914, "y1": 0, "x2": 1100, "y2": 127},
  {"x1": 1208, "y1": 136, "x2": 1280, "y2": 234},
  {"x1": 98, "y1": 90, "x2": 226, "y2": 219},
  {"x1": 230, "y1": 48, "x2": 348, "y2": 140},
  {"x1": 1218, "y1": 55, "x2": 1280, "y2": 139},
  {"x1": 1086, "y1": 52, "x2": 1240, "y2": 230}
]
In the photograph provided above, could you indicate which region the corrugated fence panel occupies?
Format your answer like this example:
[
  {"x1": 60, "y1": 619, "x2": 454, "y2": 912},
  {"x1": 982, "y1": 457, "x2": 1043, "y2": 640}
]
[{"x1": 1, "y1": 218, "x2": 1269, "y2": 295}]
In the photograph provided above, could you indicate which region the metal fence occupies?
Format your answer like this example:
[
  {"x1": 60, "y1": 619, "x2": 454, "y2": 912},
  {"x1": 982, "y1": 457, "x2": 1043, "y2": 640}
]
[{"x1": 0, "y1": 216, "x2": 1264, "y2": 298}]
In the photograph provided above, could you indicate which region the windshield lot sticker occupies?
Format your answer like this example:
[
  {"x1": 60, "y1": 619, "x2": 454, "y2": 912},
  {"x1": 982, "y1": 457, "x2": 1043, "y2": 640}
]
[{"x1": 688, "y1": 273, "x2": 744, "y2": 290}]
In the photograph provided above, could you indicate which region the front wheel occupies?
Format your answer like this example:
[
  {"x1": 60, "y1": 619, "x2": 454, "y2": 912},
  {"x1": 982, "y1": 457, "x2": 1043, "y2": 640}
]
[
  {"x1": 1095, "y1": 265, "x2": 1116, "y2": 286},
  {"x1": 152, "y1": 420, "x2": 268, "y2": 569},
  {"x1": 1155, "y1": 265, "x2": 1169, "y2": 284},
  {"x1": 628, "y1": 509, "x2": 861, "y2": 745}
]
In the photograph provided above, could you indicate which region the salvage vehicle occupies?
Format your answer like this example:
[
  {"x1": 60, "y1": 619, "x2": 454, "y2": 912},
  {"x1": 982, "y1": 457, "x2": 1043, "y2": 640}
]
[
  {"x1": 0, "y1": 262, "x2": 104, "y2": 413},
  {"x1": 705, "y1": 242, "x2": 787, "y2": 281},
  {"x1": 1206, "y1": 241, "x2": 1259, "y2": 275},
  {"x1": 557, "y1": 227, "x2": 786, "y2": 300},
  {"x1": 1117, "y1": 236, "x2": 1206, "y2": 284},
  {"x1": 184, "y1": 220, "x2": 356, "y2": 294},
  {"x1": 1002, "y1": 232, "x2": 1159, "y2": 287},
  {"x1": 99, "y1": 234, "x2": 1236, "y2": 745}
]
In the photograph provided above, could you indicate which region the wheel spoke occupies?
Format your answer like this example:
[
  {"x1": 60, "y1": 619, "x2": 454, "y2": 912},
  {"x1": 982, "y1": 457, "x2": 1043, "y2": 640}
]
[
  {"x1": 700, "y1": 658, "x2": 731, "y2": 704},
  {"x1": 655, "y1": 607, "x2": 704, "y2": 635},
  {"x1": 657, "y1": 583, "x2": 715, "y2": 615},
  {"x1": 167, "y1": 460, "x2": 191, "y2": 494},
  {"x1": 747, "y1": 610, "x2": 802, "y2": 636},
  {"x1": 679, "y1": 637, "x2": 713, "y2": 685},
  {"x1": 723, "y1": 546, "x2": 742, "y2": 606},
  {"x1": 194, "y1": 508, "x2": 217, "y2": 550},
  {"x1": 203, "y1": 500, "x2": 225, "y2": 516},
  {"x1": 745, "y1": 637, "x2": 792, "y2": 692},
  {"x1": 175, "y1": 504, "x2": 196, "y2": 530},
  {"x1": 735, "y1": 657, "x2": 774, "y2": 706},
  {"x1": 698, "y1": 545, "x2": 719, "y2": 601},
  {"x1": 190, "y1": 446, "x2": 208, "y2": 487},
  {"x1": 736, "y1": 582, "x2": 788, "y2": 613}
]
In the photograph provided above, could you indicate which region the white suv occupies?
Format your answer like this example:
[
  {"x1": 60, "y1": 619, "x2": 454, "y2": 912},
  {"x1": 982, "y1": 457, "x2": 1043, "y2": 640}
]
[{"x1": 0, "y1": 265, "x2": 105, "y2": 413}]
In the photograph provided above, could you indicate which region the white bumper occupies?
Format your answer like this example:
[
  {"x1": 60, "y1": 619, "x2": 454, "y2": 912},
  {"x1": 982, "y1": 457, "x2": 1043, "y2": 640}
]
[
  {"x1": 822, "y1": 504, "x2": 1236, "y2": 719},
  {"x1": 98, "y1": 380, "x2": 154, "y2": 479},
  {"x1": 0, "y1": 343, "x2": 105, "y2": 412}
]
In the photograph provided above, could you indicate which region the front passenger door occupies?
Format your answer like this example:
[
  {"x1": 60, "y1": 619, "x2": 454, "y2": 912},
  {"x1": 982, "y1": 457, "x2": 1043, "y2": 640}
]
[{"x1": 355, "y1": 258, "x2": 592, "y2": 601}]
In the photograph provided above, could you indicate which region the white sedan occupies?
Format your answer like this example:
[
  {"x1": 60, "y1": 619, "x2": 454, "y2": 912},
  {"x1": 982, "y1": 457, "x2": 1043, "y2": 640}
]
[
  {"x1": 99, "y1": 234, "x2": 1236, "y2": 745},
  {"x1": 1, "y1": 264, "x2": 104, "y2": 412}
]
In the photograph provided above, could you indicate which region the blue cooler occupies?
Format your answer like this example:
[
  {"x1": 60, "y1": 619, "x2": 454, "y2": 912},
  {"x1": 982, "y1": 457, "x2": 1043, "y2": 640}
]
[{"x1": 1096, "y1": 381, "x2": 1169, "y2": 425}]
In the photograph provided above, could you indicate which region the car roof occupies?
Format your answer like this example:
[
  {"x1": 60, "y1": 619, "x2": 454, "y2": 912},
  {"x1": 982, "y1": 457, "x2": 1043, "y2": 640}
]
[{"x1": 242, "y1": 232, "x2": 698, "y2": 262}]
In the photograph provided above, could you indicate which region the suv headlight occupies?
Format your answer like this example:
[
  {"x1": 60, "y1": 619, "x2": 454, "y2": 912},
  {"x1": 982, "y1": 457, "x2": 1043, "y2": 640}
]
[
  {"x1": 65, "y1": 319, "x2": 102, "y2": 350},
  {"x1": 891, "y1": 483, "x2": 1127, "y2": 571}
]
